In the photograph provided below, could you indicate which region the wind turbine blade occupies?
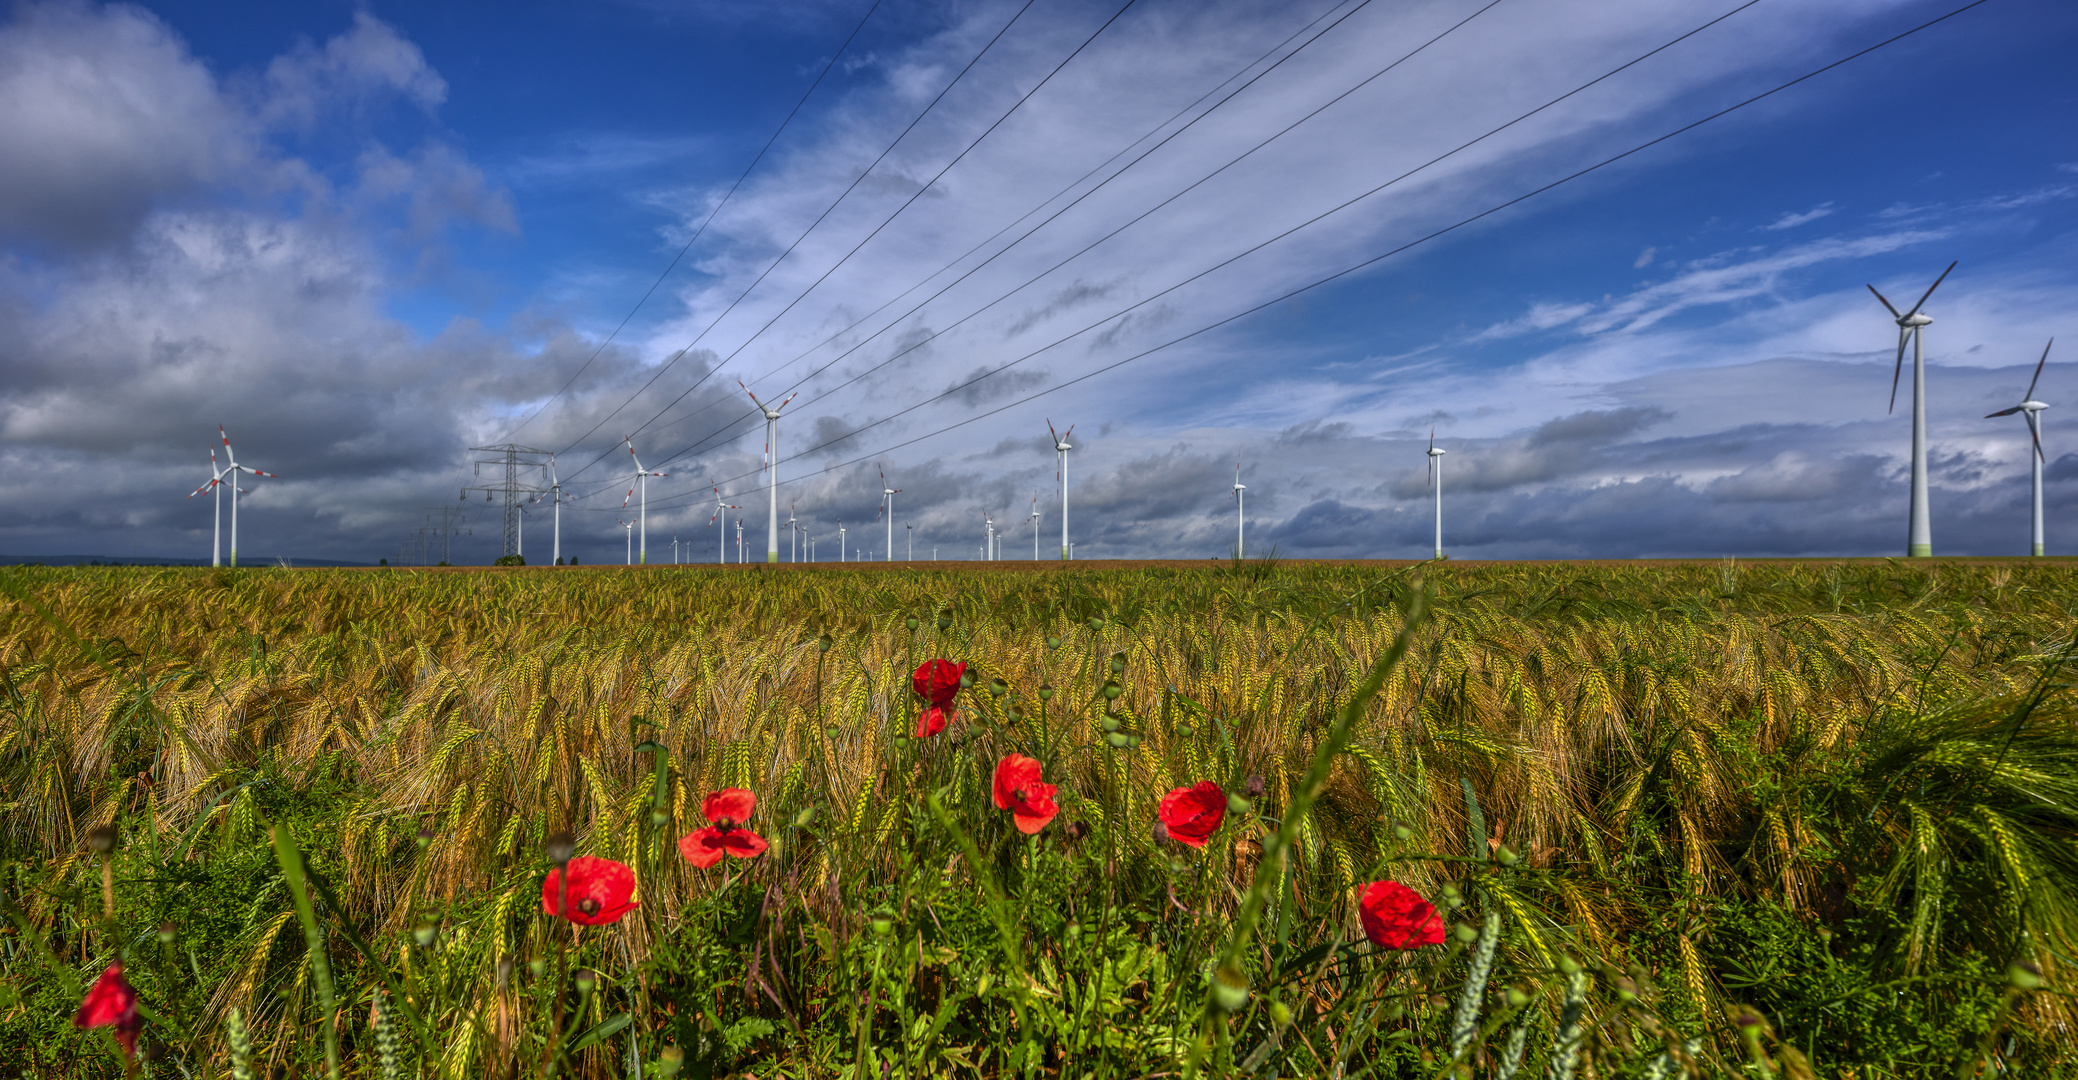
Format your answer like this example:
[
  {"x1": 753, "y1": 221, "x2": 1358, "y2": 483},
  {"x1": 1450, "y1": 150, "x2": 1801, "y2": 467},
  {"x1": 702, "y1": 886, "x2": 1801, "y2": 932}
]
[
  {"x1": 1889, "y1": 329, "x2": 1908, "y2": 415},
  {"x1": 1047, "y1": 418, "x2": 1058, "y2": 444},
  {"x1": 1429, "y1": 425, "x2": 1435, "y2": 452},
  {"x1": 1986, "y1": 406, "x2": 2024, "y2": 418},
  {"x1": 1903, "y1": 260, "x2": 1957, "y2": 319},
  {"x1": 188, "y1": 480, "x2": 215, "y2": 498},
  {"x1": 2026, "y1": 338, "x2": 2053, "y2": 401},
  {"x1": 1866, "y1": 283, "x2": 1901, "y2": 318},
  {"x1": 2033, "y1": 419, "x2": 2045, "y2": 462}
]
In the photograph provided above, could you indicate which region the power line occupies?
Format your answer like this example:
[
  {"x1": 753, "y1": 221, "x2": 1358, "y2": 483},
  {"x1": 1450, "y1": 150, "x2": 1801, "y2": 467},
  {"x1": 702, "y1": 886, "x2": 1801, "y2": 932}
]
[
  {"x1": 549, "y1": 0, "x2": 1059, "y2": 474},
  {"x1": 610, "y1": 0, "x2": 1391, "y2": 477},
  {"x1": 501, "y1": 0, "x2": 888, "y2": 444},
  {"x1": 606, "y1": 0, "x2": 1992, "y2": 514}
]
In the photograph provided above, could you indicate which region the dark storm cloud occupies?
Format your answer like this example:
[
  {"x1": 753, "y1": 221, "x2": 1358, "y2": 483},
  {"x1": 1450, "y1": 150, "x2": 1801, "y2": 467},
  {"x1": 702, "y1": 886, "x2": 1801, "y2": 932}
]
[{"x1": 942, "y1": 363, "x2": 1049, "y2": 408}]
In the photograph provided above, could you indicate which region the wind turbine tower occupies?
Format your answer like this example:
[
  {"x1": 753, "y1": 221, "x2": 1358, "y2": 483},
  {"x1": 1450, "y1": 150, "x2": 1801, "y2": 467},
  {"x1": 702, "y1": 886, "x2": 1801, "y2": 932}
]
[
  {"x1": 1029, "y1": 495, "x2": 1042, "y2": 560},
  {"x1": 216, "y1": 426, "x2": 276, "y2": 568},
  {"x1": 1049, "y1": 420, "x2": 1075, "y2": 560},
  {"x1": 707, "y1": 487, "x2": 738, "y2": 565},
  {"x1": 1986, "y1": 339, "x2": 2055, "y2": 556},
  {"x1": 621, "y1": 437, "x2": 667, "y2": 564},
  {"x1": 741, "y1": 383, "x2": 796, "y2": 563},
  {"x1": 1869, "y1": 261, "x2": 1956, "y2": 557},
  {"x1": 1427, "y1": 429, "x2": 1446, "y2": 559},
  {"x1": 187, "y1": 446, "x2": 234, "y2": 567},
  {"x1": 879, "y1": 466, "x2": 901, "y2": 561}
]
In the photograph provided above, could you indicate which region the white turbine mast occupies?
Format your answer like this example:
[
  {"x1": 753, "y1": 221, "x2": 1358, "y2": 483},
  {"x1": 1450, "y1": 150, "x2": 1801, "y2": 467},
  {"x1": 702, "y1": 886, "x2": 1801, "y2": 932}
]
[
  {"x1": 214, "y1": 425, "x2": 276, "y2": 568},
  {"x1": 619, "y1": 518, "x2": 633, "y2": 565},
  {"x1": 741, "y1": 382, "x2": 796, "y2": 564},
  {"x1": 1029, "y1": 494, "x2": 1042, "y2": 560},
  {"x1": 187, "y1": 446, "x2": 235, "y2": 567},
  {"x1": 546, "y1": 456, "x2": 563, "y2": 567},
  {"x1": 878, "y1": 465, "x2": 902, "y2": 561},
  {"x1": 786, "y1": 503, "x2": 798, "y2": 563},
  {"x1": 1232, "y1": 462, "x2": 1247, "y2": 559},
  {"x1": 707, "y1": 487, "x2": 739, "y2": 565},
  {"x1": 622, "y1": 437, "x2": 667, "y2": 565},
  {"x1": 1427, "y1": 428, "x2": 1446, "y2": 560},
  {"x1": 839, "y1": 520, "x2": 847, "y2": 562},
  {"x1": 1048, "y1": 419, "x2": 1075, "y2": 560},
  {"x1": 1985, "y1": 339, "x2": 2055, "y2": 557},
  {"x1": 1869, "y1": 261, "x2": 1956, "y2": 558}
]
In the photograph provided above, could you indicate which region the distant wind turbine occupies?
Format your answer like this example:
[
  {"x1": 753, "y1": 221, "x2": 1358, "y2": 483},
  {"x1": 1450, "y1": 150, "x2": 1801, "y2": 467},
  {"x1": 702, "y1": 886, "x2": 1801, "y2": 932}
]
[
  {"x1": 1986, "y1": 339, "x2": 2055, "y2": 557},
  {"x1": 187, "y1": 446, "x2": 235, "y2": 567},
  {"x1": 787, "y1": 503, "x2": 798, "y2": 563},
  {"x1": 1869, "y1": 261, "x2": 1956, "y2": 557},
  {"x1": 546, "y1": 456, "x2": 563, "y2": 567},
  {"x1": 1029, "y1": 494, "x2": 1042, "y2": 560},
  {"x1": 1427, "y1": 428, "x2": 1446, "y2": 559},
  {"x1": 622, "y1": 437, "x2": 667, "y2": 564},
  {"x1": 742, "y1": 382, "x2": 796, "y2": 563},
  {"x1": 839, "y1": 521, "x2": 847, "y2": 562},
  {"x1": 879, "y1": 466, "x2": 901, "y2": 561},
  {"x1": 707, "y1": 487, "x2": 738, "y2": 565},
  {"x1": 215, "y1": 425, "x2": 275, "y2": 568},
  {"x1": 619, "y1": 519, "x2": 633, "y2": 565},
  {"x1": 1049, "y1": 419, "x2": 1075, "y2": 560}
]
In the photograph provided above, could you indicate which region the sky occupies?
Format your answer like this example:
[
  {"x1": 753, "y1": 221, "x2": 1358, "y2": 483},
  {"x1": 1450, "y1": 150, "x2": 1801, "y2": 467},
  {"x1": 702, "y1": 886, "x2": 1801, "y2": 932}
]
[{"x1": 1, "y1": 0, "x2": 2075, "y2": 564}]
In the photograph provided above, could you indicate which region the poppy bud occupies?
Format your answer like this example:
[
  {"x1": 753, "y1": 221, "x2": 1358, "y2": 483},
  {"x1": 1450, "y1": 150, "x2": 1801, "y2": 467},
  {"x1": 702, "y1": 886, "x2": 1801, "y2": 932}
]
[
  {"x1": 1106, "y1": 732, "x2": 1130, "y2": 749},
  {"x1": 794, "y1": 807, "x2": 817, "y2": 829},
  {"x1": 1038, "y1": 685, "x2": 1054, "y2": 701},
  {"x1": 936, "y1": 609, "x2": 954, "y2": 630},
  {"x1": 1064, "y1": 820, "x2": 1090, "y2": 841},
  {"x1": 1496, "y1": 846, "x2": 1519, "y2": 866},
  {"x1": 1100, "y1": 716, "x2": 1121, "y2": 733},
  {"x1": 528, "y1": 958, "x2": 547, "y2": 979},
  {"x1": 1045, "y1": 636, "x2": 1061, "y2": 650},
  {"x1": 657, "y1": 1046, "x2": 685, "y2": 1076},
  {"x1": 1101, "y1": 679, "x2": 1122, "y2": 700},
  {"x1": 1733, "y1": 1008, "x2": 1763, "y2": 1032},
  {"x1": 958, "y1": 669, "x2": 975, "y2": 689},
  {"x1": 817, "y1": 634, "x2": 833, "y2": 652},
  {"x1": 1008, "y1": 703, "x2": 1027, "y2": 722},
  {"x1": 1125, "y1": 733, "x2": 1142, "y2": 748},
  {"x1": 1440, "y1": 883, "x2": 1462, "y2": 907},
  {"x1": 1088, "y1": 617, "x2": 1105, "y2": 631},
  {"x1": 905, "y1": 617, "x2": 919, "y2": 632},
  {"x1": 497, "y1": 956, "x2": 514, "y2": 987},
  {"x1": 988, "y1": 677, "x2": 1008, "y2": 697},
  {"x1": 894, "y1": 733, "x2": 911, "y2": 748},
  {"x1": 415, "y1": 827, "x2": 435, "y2": 850},
  {"x1": 1152, "y1": 822, "x2": 1170, "y2": 845},
  {"x1": 1244, "y1": 774, "x2": 1264, "y2": 799},
  {"x1": 1270, "y1": 1000, "x2": 1293, "y2": 1026},
  {"x1": 1210, "y1": 977, "x2": 1248, "y2": 1012},
  {"x1": 1506, "y1": 985, "x2": 1532, "y2": 1008},
  {"x1": 871, "y1": 917, "x2": 893, "y2": 936},
  {"x1": 574, "y1": 969, "x2": 597, "y2": 993},
  {"x1": 977, "y1": 971, "x2": 993, "y2": 997},
  {"x1": 1109, "y1": 652, "x2": 1127, "y2": 674},
  {"x1": 2010, "y1": 961, "x2": 2045, "y2": 990},
  {"x1": 1393, "y1": 822, "x2": 1413, "y2": 841},
  {"x1": 825, "y1": 725, "x2": 840, "y2": 740},
  {"x1": 1227, "y1": 793, "x2": 1252, "y2": 814},
  {"x1": 544, "y1": 831, "x2": 577, "y2": 866},
  {"x1": 414, "y1": 922, "x2": 438, "y2": 948},
  {"x1": 85, "y1": 824, "x2": 118, "y2": 855},
  {"x1": 157, "y1": 922, "x2": 177, "y2": 944},
  {"x1": 1557, "y1": 955, "x2": 1582, "y2": 975},
  {"x1": 1453, "y1": 923, "x2": 1479, "y2": 944},
  {"x1": 1615, "y1": 975, "x2": 1639, "y2": 1002},
  {"x1": 1176, "y1": 722, "x2": 1194, "y2": 738},
  {"x1": 651, "y1": 809, "x2": 670, "y2": 829}
]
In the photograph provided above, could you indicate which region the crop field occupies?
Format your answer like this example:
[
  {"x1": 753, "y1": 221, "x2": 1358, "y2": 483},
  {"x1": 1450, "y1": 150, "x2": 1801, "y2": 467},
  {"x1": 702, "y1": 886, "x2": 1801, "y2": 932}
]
[{"x1": 3, "y1": 559, "x2": 2077, "y2": 1078}]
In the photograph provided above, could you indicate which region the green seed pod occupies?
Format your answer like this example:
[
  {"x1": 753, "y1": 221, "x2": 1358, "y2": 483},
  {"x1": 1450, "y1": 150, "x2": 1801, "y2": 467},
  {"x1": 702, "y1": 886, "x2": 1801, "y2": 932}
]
[
  {"x1": 959, "y1": 669, "x2": 976, "y2": 689},
  {"x1": 817, "y1": 634, "x2": 833, "y2": 652},
  {"x1": 1506, "y1": 985, "x2": 1531, "y2": 1008},
  {"x1": 1125, "y1": 733, "x2": 1142, "y2": 748},
  {"x1": 1105, "y1": 732, "x2": 1130, "y2": 748},
  {"x1": 1065, "y1": 923, "x2": 1082, "y2": 944},
  {"x1": 794, "y1": 806, "x2": 816, "y2": 829},
  {"x1": 657, "y1": 1046, "x2": 685, "y2": 1077},
  {"x1": 1393, "y1": 823, "x2": 1414, "y2": 841},
  {"x1": 1176, "y1": 722, "x2": 1194, "y2": 738},
  {"x1": 936, "y1": 609, "x2": 954, "y2": 630},
  {"x1": 1454, "y1": 923, "x2": 1480, "y2": 944},
  {"x1": 1496, "y1": 845, "x2": 1520, "y2": 866},
  {"x1": 1102, "y1": 679, "x2": 1123, "y2": 700},
  {"x1": 905, "y1": 617, "x2": 919, "y2": 632},
  {"x1": 574, "y1": 968, "x2": 597, "y2": 993},
  {"x1": 1038, "y1": 684, "x2": 1055, "y2": 701},
  {"x1": 414, "y1": 922, "x2": 438, "y2": 948},
  {"x1": 1269, "y1": 1000, "x2": 1293, "y2": 1027},
  {"x1": 1227, "y1": 793, "x2": 1252, "y2": 814},
  {"x1": 1045, "y1": 636, "x2": 1062, "y2": 650},
  {"x1": 85, "y1": 824, "x2": 118, "y2": 855},
  {"x1": 528, "y1": 958, "x2": 547, "y2": 979},
  {"x1": 989, "y1": 677, "x2": 1008, "y2": 697},
  {"x1": 156, "y1": 921, "x2": 177, "y2": 945},
  {"x1": 544, "y1": 831, "x2": 577, "y2": 865},
  {"x1": 1108, "y1": 651, "x2": 1127, "y2": 674},
  {"x1": 2010, "y1": 961, "x2": 2046, "y2": 991},
  {"x1": 1557, "y1": 954, "x2": 1582, "y2": 975},
  {"x1": 650, "y1": 809, "x2": 670, "y2": 829},
  {"x1": 1088, "y1": 617, "x2": 1105, "y2": 631},
  {"x1": 1100, "y1": 716, "x2": 1121, "y2": 733},
  {"x1": 1210, "y1": 979, "x2": 1249, "y2": 1012},
  {"x1": 871, "y1": 917, "x2": 893, "y2": 936},
  {"x1": 415, "y1": 827, "x2": 434, "y2": 850}
]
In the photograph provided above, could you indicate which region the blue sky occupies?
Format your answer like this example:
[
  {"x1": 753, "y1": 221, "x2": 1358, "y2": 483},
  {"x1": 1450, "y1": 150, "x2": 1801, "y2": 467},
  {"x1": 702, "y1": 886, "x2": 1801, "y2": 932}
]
[{"x1": 1, "y1": 0, "x2": 2074, "y2": 563}]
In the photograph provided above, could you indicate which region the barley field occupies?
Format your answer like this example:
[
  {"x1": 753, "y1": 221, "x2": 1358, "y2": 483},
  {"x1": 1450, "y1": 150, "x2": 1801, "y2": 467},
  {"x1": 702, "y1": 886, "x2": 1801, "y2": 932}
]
[{"x1": 3, "y1": 558, "x2": 2076, "y2": 1077}]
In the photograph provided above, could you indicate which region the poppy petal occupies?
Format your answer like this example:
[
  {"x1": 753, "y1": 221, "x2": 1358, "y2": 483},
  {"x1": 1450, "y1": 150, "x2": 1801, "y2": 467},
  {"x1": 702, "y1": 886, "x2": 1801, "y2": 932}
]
[
  {"x1": 702, "y1": 788, "x2": 757, "y2": 825},
  {"x1": 722, "y1": 828, "x2": 769, "y2": 859},
  {"x1": 915, "y1": 704, "x2": 950, "y2": 738},
  {"x1": 679, "y1": 828, "x2": 726, "y2": 869}
]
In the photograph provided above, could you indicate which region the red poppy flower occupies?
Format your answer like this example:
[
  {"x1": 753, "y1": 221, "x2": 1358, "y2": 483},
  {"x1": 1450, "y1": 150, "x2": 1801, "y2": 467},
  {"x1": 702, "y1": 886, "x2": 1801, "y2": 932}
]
[
  {"x1": 541, "y1": 855, "x2": 639, "y2": 926},
  {"x1": 1157, "y1": 781, "x2": 1226, "y2": 848},
  {"x1": 678, "y1": 788, "x2": 770, "y2": 869},
  {"x1": 911, "y1": 660, "x2": 965, "y2": 737},
  {"x1": 74, "y1": 962, "x2": 141, "y2": 1057},
  {"x1": 991, "y1": 754, "x2": 1059, "y2": 834},
  {"x1": 1358, "y1": 880, "x2": 1444, "y2": 950}
]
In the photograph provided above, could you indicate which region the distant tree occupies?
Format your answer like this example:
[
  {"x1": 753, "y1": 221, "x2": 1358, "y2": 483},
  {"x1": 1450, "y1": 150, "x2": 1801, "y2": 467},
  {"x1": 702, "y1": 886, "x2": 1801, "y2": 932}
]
[
  {"x1": 569, "y1": 556, "x2": 579, "y2": 566},
  {"x1": 494, "y1": 555, "x2": 525, "y2": 567},
  {"x1": 379, "y1": 558, "x2": 389, "y2": 567}
]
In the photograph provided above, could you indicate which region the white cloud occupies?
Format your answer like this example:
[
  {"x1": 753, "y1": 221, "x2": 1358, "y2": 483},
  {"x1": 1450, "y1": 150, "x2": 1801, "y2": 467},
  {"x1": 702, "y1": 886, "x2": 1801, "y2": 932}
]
[
  {"x1": 254, "y1": 11, "x2": 447, "y2": 130},
  {"x1": 1633, "y1": 246, "x2": 1656, "y2": 268},
  {"x1": 1761, "y1": 202, "x2": 1834, "y2": 230}
]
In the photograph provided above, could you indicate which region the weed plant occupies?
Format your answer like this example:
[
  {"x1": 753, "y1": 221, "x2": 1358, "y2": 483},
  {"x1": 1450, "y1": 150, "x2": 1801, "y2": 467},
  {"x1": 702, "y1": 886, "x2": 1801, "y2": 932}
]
[{"x1": 1, "y1": 559, "x2": 2075, "y2": 1076}]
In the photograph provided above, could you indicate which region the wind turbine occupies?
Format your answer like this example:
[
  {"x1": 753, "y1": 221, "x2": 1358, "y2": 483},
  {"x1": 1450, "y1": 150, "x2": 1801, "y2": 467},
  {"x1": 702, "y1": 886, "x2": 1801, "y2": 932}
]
[
  {"x1": 907, "y1": 522, "x2": 915, "y2": 561},
  {"x1": 1427, "y1": 429, "x2": 1446, "y2": 559},
  {"x1": 736, "y1": 517, "x2": 745, "y2": 564},
  {"x1": 546, "y1": 456, "x2": 563, "y2": 567},
  {"x1": 1029, "y1": 495, "x2": 1042, "y2": 560},
  {"x1": 187, "y1": 446, "x2": 235, "y2": 567},
  {"x1": 1049, "y1": 420, "x2": 1075, "y2": 560},
  {"x1": 741, "y1": 382, "x2": 796, "y2": 563},
  {"x1": 1986, "y1": 339, "x2": 2055, "y2": 557},
  {"x1": 707, "y1": 487, "x2": 738, "y2": 565},
  {"x1": 622, "y1": 437, "x2": 667, "y2": 564},
  {"x1": 984, "y1": 513, "x2": 995, "y2": 561},
  {"x1": 619, "y1": 519, "x2": 633, "y2": 565},
  {"x1": 839, "y1": 521, "x2": 847, "y2": 562},
  {"x1": 1869, "y1": 261, "x2": 1956, "y2": 557},
  {"x1": 878, "y1": 466, "x2": 902, "y2": 561},
  {"x1": 786, "y1": 503, "x2": 798, "y2": 563},
  {"x1": 1232, "y1": 463, "x2": 1246, "y2": 559},
  {"x1": 216, "y1": 426, "x2": 276, "y2": 568}
]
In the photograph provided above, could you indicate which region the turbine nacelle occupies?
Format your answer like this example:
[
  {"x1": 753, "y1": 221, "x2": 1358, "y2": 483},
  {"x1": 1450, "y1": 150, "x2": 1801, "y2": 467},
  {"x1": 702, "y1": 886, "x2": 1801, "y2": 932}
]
[{"x1": 1898, "y1": 313, "x2": 1933, "y2": 328}]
